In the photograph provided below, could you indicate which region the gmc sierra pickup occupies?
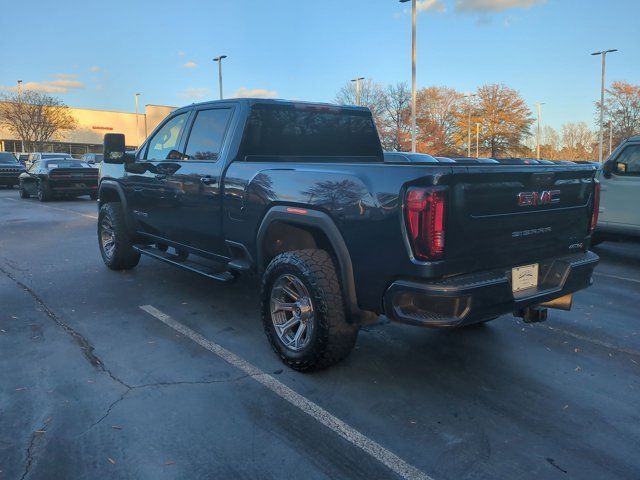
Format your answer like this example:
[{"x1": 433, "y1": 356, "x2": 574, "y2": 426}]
[{"x1": 97, "y1": 99, "x2": 600, "y2": 371}]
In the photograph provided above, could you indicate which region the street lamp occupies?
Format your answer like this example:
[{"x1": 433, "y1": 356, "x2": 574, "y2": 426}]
[
  {"x1": 213, "y1": 55, "x2": 227, "y2": 100},
  {"x1": 535, "y1": 102, "x2": 545, "y2": 160},
  {"x1": 350, "y1": 77, "x2": 365, "y2": 106},
  {"x1": 400, "y1": 0, "x2": 417, "y2": 152},
  {"x1": 475, "y1": 122, "x2": 480, "y2": 158},
  {"x1": 591, "y1": 49, "x2": 617, "y2": 162},
  {"x1": 17, "y1": 80, "x2": 24, "y2": 152},
  {"x1": 464, "y1": 93, "x2": 477, "y2": 157},
  {"x1": 135, "y1": 93, "x2": 141, "y2": 147}
]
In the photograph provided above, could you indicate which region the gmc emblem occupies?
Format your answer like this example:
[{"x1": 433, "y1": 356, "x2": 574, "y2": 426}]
[{"x1": 517, "y1": 190, "x2": 561, "y2": 207}]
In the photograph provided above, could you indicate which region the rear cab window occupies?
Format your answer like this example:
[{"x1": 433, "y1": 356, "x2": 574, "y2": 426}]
[{"x1": 239, "y1": 103, "x2": 383, "y2": 162}]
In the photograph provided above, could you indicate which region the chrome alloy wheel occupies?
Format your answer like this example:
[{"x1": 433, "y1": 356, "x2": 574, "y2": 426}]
[
  {"x1": 100, "y1": 215, "x2": 116, "y2": 259},
  {"x1": 270, "y1": 274, "x2": 315, "y2": 351}
]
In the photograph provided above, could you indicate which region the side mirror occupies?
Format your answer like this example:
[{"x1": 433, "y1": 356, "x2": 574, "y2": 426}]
[
  {"x1": 103, "y1": 133, "x2": 134, "y2": 164},
  {"x1": 602, "y1": 160, "x2": 614, "y2": 178}
]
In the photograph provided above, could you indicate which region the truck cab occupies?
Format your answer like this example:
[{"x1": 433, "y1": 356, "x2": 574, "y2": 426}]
[{"x1": 596, "y1": 136, "x2": 640, "y2": 242}]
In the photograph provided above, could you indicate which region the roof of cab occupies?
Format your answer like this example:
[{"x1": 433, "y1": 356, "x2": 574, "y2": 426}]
[{"x1": 174, "y1": 98, "x2": 371, "y2": 114}]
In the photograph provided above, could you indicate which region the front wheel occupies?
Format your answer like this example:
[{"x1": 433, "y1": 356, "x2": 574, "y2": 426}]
[
  {"x1": 98, "y1": 202, "x2": 140, "y2": 270},
  {"x1": 261, "y1": 249, "x2": 359, "y2": 372}
]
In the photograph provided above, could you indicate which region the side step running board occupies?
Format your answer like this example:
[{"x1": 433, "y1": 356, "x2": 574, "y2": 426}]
[{"x1": 133, "y1": 245, "x2": 236, "y2": 283}]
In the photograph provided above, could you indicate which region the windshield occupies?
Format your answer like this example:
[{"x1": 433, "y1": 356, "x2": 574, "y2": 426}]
[
  {"x1": 0, "y1": 153, "x2": 19, "y2": 164},
  {"x1": 45, "y1": 160, "x2": 91, "y2": 169}
]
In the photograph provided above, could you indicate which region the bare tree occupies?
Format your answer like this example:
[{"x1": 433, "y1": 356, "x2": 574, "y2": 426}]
[
  {"x1": 379, "y1": 82, "x2": 411, "y2": 151},
  {"x1": 465, "y1": 84, "x2": 533, "y2": 157},
  {"x1": 0, "y1": 90, "x2": 77, "y2": 152},
  {"x1": 596, "y1": 81, "x2": 640, "y2": 147},
  {"x1": 335, "y1": 79, "x2": 385, "y2": 128},
  {"x1": 415, "y1": 86, "x2": 463, "y2": 156},
  {"x1": 560, "y1": 122, "x2": 594, "y2": 160}
]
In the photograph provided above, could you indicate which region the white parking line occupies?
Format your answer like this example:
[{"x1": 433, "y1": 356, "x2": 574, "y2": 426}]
[
  {"x1": 3, "y1": 197, "x2": 98, "y2": 220},
  {"x1": 594, "y1": 272, "x2": 640, "y2": 285},
  {"x1": 548, "y1": 326, "x2": 640, "y2": 358},
  {"x1": 139, "y1": 304, "x2": 433, "y2": 480}
]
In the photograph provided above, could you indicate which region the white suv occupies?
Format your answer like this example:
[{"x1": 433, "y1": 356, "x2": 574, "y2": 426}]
[{"x1": 595, "y1": 136, "x2": 640, "y2": 243}]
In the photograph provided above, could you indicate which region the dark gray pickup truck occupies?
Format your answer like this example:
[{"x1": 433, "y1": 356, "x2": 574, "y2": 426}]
[{"x1": 97, "y1": 99, "x2": 599, "y2": 371}]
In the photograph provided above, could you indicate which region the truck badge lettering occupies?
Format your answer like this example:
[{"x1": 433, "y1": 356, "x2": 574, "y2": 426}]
[{"x1": 517, "y1": 190, "x2": 560, "y2": 207}]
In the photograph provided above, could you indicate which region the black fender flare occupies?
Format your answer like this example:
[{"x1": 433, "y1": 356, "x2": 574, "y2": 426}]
[
  {"x1": 256, "y1": 206, "x2": 364, "y2": 319},
  {"x1": 98, "y1": 180, "x2": 134, "y2": 231}
]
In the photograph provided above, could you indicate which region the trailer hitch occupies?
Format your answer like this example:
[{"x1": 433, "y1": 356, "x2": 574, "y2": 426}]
[{"x1": 513, "y1": 306, "x2": 548, "y2": 324}]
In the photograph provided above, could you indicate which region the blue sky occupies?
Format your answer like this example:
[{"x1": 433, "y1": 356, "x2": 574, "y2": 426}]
[{"x1": 2, "y1": 0, "x2": 638, "y2": 130}]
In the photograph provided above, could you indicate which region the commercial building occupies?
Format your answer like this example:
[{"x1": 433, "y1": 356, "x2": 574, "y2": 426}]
[{"x1": 0, "y1": 103, "x2": 175, "y2": 155}]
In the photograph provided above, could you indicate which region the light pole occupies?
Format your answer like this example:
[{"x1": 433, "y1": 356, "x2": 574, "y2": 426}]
[
  {"x1": 591, "y1": 49, "x2": 617, "y2": 162},
  {"x1": 17, "y1": 80, "x2": 24, "y2": 152},
  {"x1": 464, "y1": 93, "x2": 477, "y2": 157},
  {"x1": 609, "y1": 121, "x2": 613, "y2": 156},
  {"x1": 350, "y1": 77, "x2": 365, "y2": 106},
  {"x1": 475, "y1": 122, "x2": 480, "y2": 158},
  {"x1": 535, "y1": 102, "x2": 545, "y2": 160},
  {"x1": 134, "y1": 93, "x2": 141, "y2": 147},
  {"x1": 213, "y1": 55, "x2": 227, "y2": 100},
  {"x1": 400, "y1": 0, "x2": 416, "y2": 152}
]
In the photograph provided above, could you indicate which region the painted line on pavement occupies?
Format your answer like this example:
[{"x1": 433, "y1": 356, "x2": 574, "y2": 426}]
[
  {"x1": 3, "y1": 197, "x2": 98, "y2": 220},
  {"x1": 139, "y1": 304, "x2": 433, "y2": 480},
  {"x1": 594, "y1": 271, "x2": 640, "y2": 285},
  {"x1": 548, "y1": 326, "x2": 640, "y2": 358}
]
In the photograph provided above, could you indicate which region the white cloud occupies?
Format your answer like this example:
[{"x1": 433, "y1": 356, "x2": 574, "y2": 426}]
[
  {"x1": 1, "y1": 74, "x2": 85, "y2": 93},
  {"x1": 178, "y1": 87, "x2": 211, "y2": 100},
  {"x1": 417, "y1": 0, "x2": 446, "y2": 13},
  {"x1": 456, "y1": 0, "x2": 545, "y2": 12},
  {"x1": 232, "y1": 87, "x2": 278, "y2": 99},
  {"x1": 89, "y1": 66, "x2": 101, "y2": 72},
  {"x1": 183, "y1": 61, "x2": 197, "y2": 68}
]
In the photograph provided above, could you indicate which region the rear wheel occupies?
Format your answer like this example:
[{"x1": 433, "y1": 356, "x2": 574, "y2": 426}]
[
  {"x1": 19, "y1": 182, "x2": 30, "y2": 199},
  {"x1": 261, "y1": 249, "x2": 359, "y2": 372},
  {"x1": 37, "y1": 181, "x2": 50, "y2": 202},
  {"x1": 98, "y1": 202, "x2": 140, "y2": 270}
]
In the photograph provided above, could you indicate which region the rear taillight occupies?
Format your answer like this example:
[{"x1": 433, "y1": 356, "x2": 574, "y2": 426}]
[
  {"x1": 590, "y1": 182, "x2": 600, "y2": 234},
  {"x1": 405, "y1": 187, "x2": 447, "y2": 261}
]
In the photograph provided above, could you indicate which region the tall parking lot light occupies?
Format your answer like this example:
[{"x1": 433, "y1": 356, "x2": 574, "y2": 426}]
[
  {"x1": 135, "y1": 93, "x2": 141, "y2": 147},
  {"x1": 475, "y1": 122, "x2": 480, "y2": 157},
  {"x1": 350, "y1": 77, "x2": 365, "y2": 106},
  {"x1": 536, "y1": 102, "x2": 545, "y2": 160},
  {"x1": 400, "y1": 0, "x2": 417, "y2": 153},
  {"x1": 17, "y1": 80, "x2": 24, "y2": 152},
  {"x1": 213, "y1": 55, "x2": 227, "y2": 100},
  {"x1": 591, "y1": 49, "x2": 617, "y2": 162},
  {"x1": 464, "y1": 93, "x2": 477, "y2": 157}
]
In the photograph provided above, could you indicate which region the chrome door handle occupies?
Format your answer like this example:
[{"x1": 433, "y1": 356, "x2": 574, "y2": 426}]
[{"x1": 200, "y1": 176, "x2": 216, "y2": 185}]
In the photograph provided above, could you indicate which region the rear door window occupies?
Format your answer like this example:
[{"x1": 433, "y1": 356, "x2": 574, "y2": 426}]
[{"x1": 184, "y1": 108, "x2": 232, "y2": 161}]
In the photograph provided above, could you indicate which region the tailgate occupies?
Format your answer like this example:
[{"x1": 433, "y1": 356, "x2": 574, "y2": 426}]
[{"x1": 444, "y1": 165, "x2": 597, "y2": 273}]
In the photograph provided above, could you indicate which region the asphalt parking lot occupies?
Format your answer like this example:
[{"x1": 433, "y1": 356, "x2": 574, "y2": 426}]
[{"x1": 1, "y1": 187, "x2": 639, "y2": 480}]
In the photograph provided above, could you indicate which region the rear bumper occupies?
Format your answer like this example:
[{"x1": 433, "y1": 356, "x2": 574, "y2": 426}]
[
  {"x1": 49, "y1": 181, "x2": 98, "y2": 195},
  {"x1": 383, "y1": 251, "x2": 599, "y2": 328}
]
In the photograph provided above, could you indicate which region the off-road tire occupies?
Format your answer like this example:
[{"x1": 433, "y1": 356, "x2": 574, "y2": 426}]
[
  {"x1": 98, "y1": 202, "x2": 141, "y2": 270},
  {"x1": 19, "y1": 182, "x2": 30, "y2": 198},
  {"x1": 261, "y1": 249, "x2": 359, "y2": 372}
]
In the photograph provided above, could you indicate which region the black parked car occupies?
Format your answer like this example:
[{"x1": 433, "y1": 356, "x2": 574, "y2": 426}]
[
  {"x1": 0, "y1": 152, "x2": 26, "y2": 188},
  {"x1": 19, "y1": 158, "x2": 99, "y2": 201}
]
